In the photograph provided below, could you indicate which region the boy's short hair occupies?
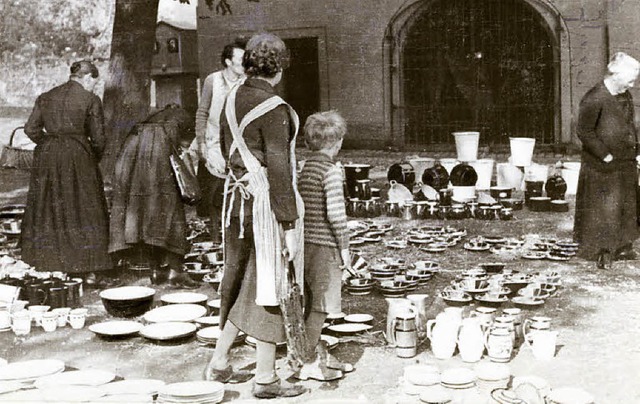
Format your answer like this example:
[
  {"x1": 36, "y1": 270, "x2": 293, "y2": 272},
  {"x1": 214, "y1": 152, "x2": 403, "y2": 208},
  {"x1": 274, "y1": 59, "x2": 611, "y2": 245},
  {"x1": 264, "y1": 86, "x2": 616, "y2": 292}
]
[{"x1": 304, "y1": 110, "x2": 347, "y2": 151}]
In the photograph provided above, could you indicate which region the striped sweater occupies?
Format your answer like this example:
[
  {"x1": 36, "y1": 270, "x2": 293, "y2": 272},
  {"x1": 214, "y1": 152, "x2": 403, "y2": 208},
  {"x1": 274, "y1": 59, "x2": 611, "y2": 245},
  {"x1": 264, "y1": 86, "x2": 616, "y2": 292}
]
[{"x1": 298, "y1": 153, "x2": 349, "y2": 250}]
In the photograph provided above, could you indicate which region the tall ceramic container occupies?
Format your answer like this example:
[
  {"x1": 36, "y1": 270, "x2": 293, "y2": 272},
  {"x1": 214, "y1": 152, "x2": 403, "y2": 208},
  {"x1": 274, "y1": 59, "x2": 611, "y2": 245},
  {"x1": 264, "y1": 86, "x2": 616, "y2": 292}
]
[
  {"x1": 457, "y1": 317, "x2": 485, "y2": 362},
  {"x1": 406, "y1": 294, "x2": 429, "y2": 341}
]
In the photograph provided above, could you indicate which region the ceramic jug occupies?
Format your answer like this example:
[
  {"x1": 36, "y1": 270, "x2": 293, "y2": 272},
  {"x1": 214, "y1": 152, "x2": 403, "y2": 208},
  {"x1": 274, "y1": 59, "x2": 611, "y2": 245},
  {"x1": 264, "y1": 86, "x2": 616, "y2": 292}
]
[
  {"x1": 426, "y1": 312, "x2": 460, "y2": 360},
  {"x1": 485, "y1": 327, "x2": 513, "y2": 363},
  {"x1": 522, "y1": 316, "x2": 551, "y2": 344},
  {"x1": 493, "y1": 316, "x2": 516, "y2": 347},
  {"x1": 385, "y1": 298, "x2": 416, "y2": 346},
  {"x1": 394, "y1": 313, "x2": 418, "y2": 358},
  {"x1": 526, "y1": 330, "x2": 558, "y2": 361},
  {"x1": 457, "y1": 317, "x2": 484, "y2": 362},
  {"x1": 406, "y1": 294, "x2": 429, "y2": 341}
]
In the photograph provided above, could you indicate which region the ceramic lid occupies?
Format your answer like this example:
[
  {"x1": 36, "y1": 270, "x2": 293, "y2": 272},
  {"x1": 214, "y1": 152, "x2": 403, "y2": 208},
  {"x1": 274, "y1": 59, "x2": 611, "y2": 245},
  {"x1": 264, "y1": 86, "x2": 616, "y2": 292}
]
[{"x1": 440, "y1": 367, "x2": 475, "y2": 385}]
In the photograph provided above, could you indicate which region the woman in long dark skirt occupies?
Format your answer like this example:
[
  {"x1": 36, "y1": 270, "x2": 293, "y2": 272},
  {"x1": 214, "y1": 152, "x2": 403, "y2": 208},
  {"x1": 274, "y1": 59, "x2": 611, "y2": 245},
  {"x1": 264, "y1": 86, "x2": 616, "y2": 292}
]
[
  {"x1": 21, "y1": 61, "x2": 113, "y2": 286},
  {"x1": 109, "y1": 104, "x2": 198, "y2": 288}
]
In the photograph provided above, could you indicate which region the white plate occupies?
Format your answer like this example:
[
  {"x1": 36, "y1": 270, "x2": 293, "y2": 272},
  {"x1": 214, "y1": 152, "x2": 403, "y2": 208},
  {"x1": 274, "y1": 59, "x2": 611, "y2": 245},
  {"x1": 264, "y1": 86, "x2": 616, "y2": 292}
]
[
  {"x1": 463, "y1": 243, "x2": 490, "y2": 252},
  {"x1": 546, "y1": 253, "x2": 571, "y2": 261},
  {"x1": 440, "y1": 367, "x2": 475, "y2": 386},
  {"x1": 89, "y1": 321, "x2": 144, "y2": 337},
  {"x1": 39, "y1": 386, "x2": 105, "y2": 402},
  {"x1": 196, "y1": 326, "x2": 221, "y2": 340},
  {"x1": 349, "y1": 237, "x2": 366, "y2": 246},
  {"x1": 194, "y1": 316, "x2": 220, "y2": 326},
  {"x1": 320, "y1": 335, "x2": 339, "y2": 350},
  {"x1": 160, "y1": 292, "x2": 208, "y2": 305},
  {"x1": 419, "y1": 385, "x2": 452, "y2": 403},
  {"x1": 344, "y1": 313, "x2": 374, "y2": 323},
  {"x1": 409, "y1": 237, "x2": 435, "y2": 245},
  {"x1": 99, "y1": 286, "x2": 156, "y2": 301},
  {"x1": 326, "y1": 312, "x2": 346, "y2": 320},
  {"x1": 35, "y1": 369, "x2": 116, "y2": 389},
  {"x1": 92, "y1": 393, "x2": 154, "y2": 403},
  {"x1": 101, "y1": 379, "x2": 166, "y2": 396},
  {"x1": 327, "y1": 323, "x2": 372, "y2": 334},
  {"x1": 522, "y1": 252, "x2": 547, "y2": 260},
  {"x1": 207, "y1": 299, "x2": 221, "y2": 309},
  {"x1": 245, "y1": 335, "x2": 286, "y2": 348},
  {"x1": 143, "y1": 304, "x2": 207, "y2": 323},
  {"x1": 140, "y1": 322, "x2": 197, "y2": 341},
  {"x1": 0, "y1": 359, "x2": 65, "y2": 382},
  {"x1": 420, "y1": 246, "x2": 447, "y2": 253},
  {"x1": 159, "y1": 381, "x2": 225, "y2": 398},
  {"x1": 511, "y1": 296, "x2": 545, "y2": 307}
]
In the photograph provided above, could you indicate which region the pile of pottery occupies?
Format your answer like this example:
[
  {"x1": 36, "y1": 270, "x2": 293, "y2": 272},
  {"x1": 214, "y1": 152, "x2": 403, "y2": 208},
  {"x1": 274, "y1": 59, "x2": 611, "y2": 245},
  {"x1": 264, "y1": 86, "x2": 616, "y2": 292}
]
[
  {"x1": 440, "y1": 266, "x2": 561, "y2": 309},
  {"x1": 359, "y1": 258, "x2": 439, "y2": 298},
  {"x1": 0, "y1": 359, "x2": 172, "y2": 402},
  {"x1": 397, "y1": 361, "x2": 595, "y2": 404},
  {"x1": 0, "y1": 204, "x2": 24, "y2": 259},
  {"x1": 348, "y1": 220, "x2": 394, "y2": 246},
  {"x1": 381, "y1": 225, "x2": 466, "y2": 253},
  {"x1": 342, "y1": 163, "x2": 384, "y2": 218}
]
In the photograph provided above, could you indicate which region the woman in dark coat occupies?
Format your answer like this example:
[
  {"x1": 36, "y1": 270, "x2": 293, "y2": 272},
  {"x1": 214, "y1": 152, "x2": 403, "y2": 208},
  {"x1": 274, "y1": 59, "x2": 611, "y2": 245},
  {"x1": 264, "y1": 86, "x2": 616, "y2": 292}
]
[
  {"x1": 574, "y1": 52, "x2": 640, "y2": 269},
  {"x1": 21, "y1": 61, "x2": 112, "y2": 281},
  {"x1": 108, "y1": 104, "x2": 198, "y2": 288}
]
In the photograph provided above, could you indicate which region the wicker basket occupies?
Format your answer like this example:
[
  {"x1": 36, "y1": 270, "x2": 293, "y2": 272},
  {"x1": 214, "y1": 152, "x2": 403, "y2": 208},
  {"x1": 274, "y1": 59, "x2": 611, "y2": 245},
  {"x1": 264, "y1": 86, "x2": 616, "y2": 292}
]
[{"x1": 0, "y1": 126, "x2": 33, "y2": 170}]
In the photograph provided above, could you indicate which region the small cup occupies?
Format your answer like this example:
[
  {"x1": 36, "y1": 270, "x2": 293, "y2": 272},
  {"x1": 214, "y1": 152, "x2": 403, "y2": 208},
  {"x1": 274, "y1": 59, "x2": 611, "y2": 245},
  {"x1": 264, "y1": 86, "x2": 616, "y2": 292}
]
[
  {"x1": 68, "y1": 308, "x2": 88, "y2": 329},
  {"x1": 11, "y1": 310, "x2": 32, "y2": 336},
  {"x1": 52, "y1": 307, "x2": 71, "y2": 327},
  {"x1": 40, "y1": 312, "x2": 58, "y2": 332},
  {"x1": 28, "y1": 305, "x2": 50, "y2": 326},
  {"x1": 71, "y1": 278, "x2": 84, "y2": 297}
]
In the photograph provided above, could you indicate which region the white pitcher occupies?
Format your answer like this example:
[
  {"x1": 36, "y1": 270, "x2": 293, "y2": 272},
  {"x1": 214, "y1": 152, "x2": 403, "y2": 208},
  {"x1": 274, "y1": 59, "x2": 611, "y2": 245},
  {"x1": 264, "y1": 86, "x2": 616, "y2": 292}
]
[
  {"x1": 457, "y1": 317, "x2": 484, "y2": 362},
  {"x1": 406, "y1": 294, "x2": 429, "y2": 340},
  {"x1": 426, "y1": 312, "x2": 460, "y2": 360},
  {"x1": 526, "y1": 330, "x2": 558, "y2": 361},
  {"x1": 385, "y1": 298, "x2": 416, "y2": 346}
]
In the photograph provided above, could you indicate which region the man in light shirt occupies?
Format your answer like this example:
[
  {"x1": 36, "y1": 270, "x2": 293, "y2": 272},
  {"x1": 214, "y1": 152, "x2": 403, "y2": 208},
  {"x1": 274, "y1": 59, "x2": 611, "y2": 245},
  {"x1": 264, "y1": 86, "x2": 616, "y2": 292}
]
[{"x1": 193, "y1": 38, "x2": 247, "y2": 243}]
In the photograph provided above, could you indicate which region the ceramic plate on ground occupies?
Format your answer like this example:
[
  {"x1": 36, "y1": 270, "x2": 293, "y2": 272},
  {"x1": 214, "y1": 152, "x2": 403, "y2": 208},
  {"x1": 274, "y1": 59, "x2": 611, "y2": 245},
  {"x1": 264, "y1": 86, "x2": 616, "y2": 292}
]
[
  {"x1": 474, "y1": 294, "x2": 508, "y2": 305},
  {"x1": 39, "y1": 386, "x2": 106, "y2": 402},
  {"x1": 0, "y1": 359, "x2": 65, "y2": 382},
  {"x1": 441, "y1": 381, "x2": 476, "y2": 390},
  {"x1": 320, "y1": 335, "x2": 339, "y2": 350},
  {"x1": 194, "y1": 316, "x2": 220, "y2": 327},
  {"x1": 326, "y1": 312, "x2": 346, "y2": 321},
  {"x1": 245, "y1": 335, "x2": 286, "y2": 348},
  {"x1": 101, "y1": 379, "x2": 166, "y2": 396},
  {"x1": 140, "y1": 322, "x2": 197, "y2": 341},
  {"x1": 408, "y1": 237, "x2": 435, "y2": 245},
  {"x1": 100, "y1": 286, "x2": 156, "y2": 301},
  {"x1": 35, "y1": 370, "x2": 116, "y2": 389},
  {"x1": 420, "y1": 245, "x2": 447, "y2": 253},
  {"x1": 522, "y1": 251, "x2": 547, "y2": 260},
  {"x1": 419, "y1": 385, "x2": 452, "y2": 403},
  {"x1": 143, "y1": 304, "x2": 207, "y2": 323},
  {"x1": 92, "y1": 393, "x2": 154, "y2": 403},
  {"x1": 89, "y1": 321, "x2": 144, "y2": 338},
  {"x1": 159, "y1": 381, "x2": 225, "y2": 398},
  {"x1": 385, "y1": 240, "x2": 408, "y2": 249},
  {"x1": 511, "y1": 296, "x2": 545, "y2": 307},
  {"x1": 440, "y1": 367, "x2": 475, "y2": 386},
  {"x1": 347, "y1": 220, "x2": 370, "y2": 235},
  {"x1": 546, "y1": 253, "x2": 571, "y2": 261},
  {"x1": 474, "y1": 363, "x2": 510, "y2": 381},
  {"x1": 160, "y1": 292, "x2": 208, "y2": 305},
  {"x1": 463, "y1": 243, "x2": 490, "y2": 252},
  {"x1": 349, "y1": 237, "x2": 366, "y2": 246},
  {"x1": 327, "y1": 323, "x2": 372, "y2": 334},
  {"x1": 344, "y1": 313, "x2": 374, "y2": 323}
]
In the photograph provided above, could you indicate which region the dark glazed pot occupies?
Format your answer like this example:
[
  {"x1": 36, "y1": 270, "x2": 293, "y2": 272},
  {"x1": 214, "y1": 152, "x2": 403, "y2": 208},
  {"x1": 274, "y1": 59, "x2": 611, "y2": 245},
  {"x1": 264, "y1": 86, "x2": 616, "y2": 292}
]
[
  {"x1": 449, "y1": 163, "x2": 478, "y2": 187},
  {"x1": 422, "y1": 164, "x2": 450, "y2": 190}
]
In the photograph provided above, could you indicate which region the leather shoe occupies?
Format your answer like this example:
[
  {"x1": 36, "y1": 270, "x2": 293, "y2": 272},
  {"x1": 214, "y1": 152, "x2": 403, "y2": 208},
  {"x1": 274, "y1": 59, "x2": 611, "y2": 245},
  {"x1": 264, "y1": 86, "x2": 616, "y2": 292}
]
[
  {"x1": 614, "y1": 247, "x2": 637, "y2": 261},
  {"x1": 597, "y1": 251, "x2": 612, "y2": 269},
  {"x1": 295, "y1": 357, "x2": 343, "y2": 381},
  {"x1": 204, "y1": 364, "x2": 253, "y2": 384},
  {"x1": 252, "y1": 379, "x2": 307, "y2": 399}
]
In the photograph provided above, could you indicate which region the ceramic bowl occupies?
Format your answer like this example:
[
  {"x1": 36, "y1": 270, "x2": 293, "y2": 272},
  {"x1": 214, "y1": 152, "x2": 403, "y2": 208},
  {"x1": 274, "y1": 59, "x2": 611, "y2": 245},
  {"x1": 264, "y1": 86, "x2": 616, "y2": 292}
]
[
  {"x1": 186, "y1": 269, "x2": 211, "y2": 282},
  {"x1": 412, "y1": 260, "x2": 440, "y2": 271},
  {"x1": 441, "y1": 289, "x2": 472, "y2": 306},
  {"x1": 100, "y1": 286, "x2": 156, "y2": 318},
  {"x1": 479, "y1": 262, "x2": 506, "y2": 273}
]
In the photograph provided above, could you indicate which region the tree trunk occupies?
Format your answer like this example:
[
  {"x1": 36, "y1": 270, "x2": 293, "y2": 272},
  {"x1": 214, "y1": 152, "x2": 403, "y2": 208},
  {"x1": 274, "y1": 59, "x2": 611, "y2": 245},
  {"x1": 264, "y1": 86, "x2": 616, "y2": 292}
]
[{"x1": 101, "y1": 0, "x2": 159, "y2": 183}]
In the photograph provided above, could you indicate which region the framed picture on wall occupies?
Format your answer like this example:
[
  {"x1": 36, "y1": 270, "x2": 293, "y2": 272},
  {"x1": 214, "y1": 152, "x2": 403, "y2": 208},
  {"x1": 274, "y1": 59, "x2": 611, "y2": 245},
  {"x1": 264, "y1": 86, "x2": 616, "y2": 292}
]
[{"x1": 167, "y1": 38, "x2": 179, "y2": 53}]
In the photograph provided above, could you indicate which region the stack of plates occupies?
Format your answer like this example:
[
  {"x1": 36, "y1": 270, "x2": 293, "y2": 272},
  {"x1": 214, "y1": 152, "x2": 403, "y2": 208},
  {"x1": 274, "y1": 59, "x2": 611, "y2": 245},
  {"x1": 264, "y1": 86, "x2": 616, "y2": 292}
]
[
  {"x1": 0, "y1": 359, "x2": 65, "y2": 383},
  {"x1": 101, "y1": 379, "x2": 166, "y2": 397},
  {"x1": 196, "y1": 326, "x2": 245, "y2": 346},
  {"x1": 195, "y1": 316, "x2": 220, "y2": 327},
  {"x1": 245, "y1": 335, "x2": 285, "y2": 348},
  {"x1": 440, "y1": 367, "x2": 475, "y2": 390},
  {"x1": 157, "y1": 381, "x2": 225, "y2": 404},
  {"x1": 144, "y1": 304, "x2": 207, "y2": 323},
  {"x1": 474, "y1": 362, "x2": 510, "y2": 392},
  {"x1": 2, "y1": 386, "x2": 105, "y2": 402}
]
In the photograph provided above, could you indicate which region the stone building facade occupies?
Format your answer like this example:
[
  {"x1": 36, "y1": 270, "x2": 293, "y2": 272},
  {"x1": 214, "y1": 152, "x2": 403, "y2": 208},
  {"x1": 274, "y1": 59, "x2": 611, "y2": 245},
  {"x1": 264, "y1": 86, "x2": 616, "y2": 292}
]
[{"x1": 196, "y1": 0, "x2": 640, "y2": 149}]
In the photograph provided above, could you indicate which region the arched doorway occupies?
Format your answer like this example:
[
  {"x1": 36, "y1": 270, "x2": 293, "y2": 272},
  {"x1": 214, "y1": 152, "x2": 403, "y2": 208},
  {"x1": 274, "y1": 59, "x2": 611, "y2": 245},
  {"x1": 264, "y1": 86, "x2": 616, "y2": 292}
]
[{"x1": 384, "y1": 0, "x2": 571, "y2": 146}]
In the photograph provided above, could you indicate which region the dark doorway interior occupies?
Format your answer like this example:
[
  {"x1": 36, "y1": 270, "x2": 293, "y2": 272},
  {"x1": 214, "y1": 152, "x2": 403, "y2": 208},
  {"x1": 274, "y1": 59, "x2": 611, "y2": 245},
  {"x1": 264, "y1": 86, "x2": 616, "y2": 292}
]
[
  {"x1": 402, "y1": 0, "x2": 556, "y2": 145},
  {"x1": 277, "y1": 37, "x2": 320, "y2": 137}
]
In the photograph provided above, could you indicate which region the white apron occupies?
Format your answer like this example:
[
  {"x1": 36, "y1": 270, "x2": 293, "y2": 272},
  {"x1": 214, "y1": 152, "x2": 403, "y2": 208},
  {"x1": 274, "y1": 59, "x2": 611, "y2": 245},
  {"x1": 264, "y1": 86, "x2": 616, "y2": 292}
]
[{"x1": 222, "y1": 85, "x2": 305, "y2": 306}]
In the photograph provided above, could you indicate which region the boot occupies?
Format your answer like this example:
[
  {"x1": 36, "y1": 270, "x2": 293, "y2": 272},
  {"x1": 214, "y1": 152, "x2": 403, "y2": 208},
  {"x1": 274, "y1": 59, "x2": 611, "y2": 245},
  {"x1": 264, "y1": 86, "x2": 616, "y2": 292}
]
[{"x1": 316, "y1": 340, "x2": 354, "y2": 373}]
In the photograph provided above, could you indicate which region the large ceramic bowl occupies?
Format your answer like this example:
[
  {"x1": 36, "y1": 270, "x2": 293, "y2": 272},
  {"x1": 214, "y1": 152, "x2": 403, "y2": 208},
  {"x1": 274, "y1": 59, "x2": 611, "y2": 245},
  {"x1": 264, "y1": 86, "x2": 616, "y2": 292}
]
[{"x1": 100, "y1": 286, "x2": 156, "y2": 318}]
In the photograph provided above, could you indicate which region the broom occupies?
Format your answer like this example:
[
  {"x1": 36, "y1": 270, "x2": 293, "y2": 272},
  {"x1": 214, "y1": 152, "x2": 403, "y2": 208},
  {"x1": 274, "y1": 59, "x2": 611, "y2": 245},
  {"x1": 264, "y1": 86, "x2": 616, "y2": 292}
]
[
  {"x1": 0, "y1": 127, "x2": 33, "y2": 170},
  {"x1": 279, "y1": 256, "x2": 314, "y2": 372}
]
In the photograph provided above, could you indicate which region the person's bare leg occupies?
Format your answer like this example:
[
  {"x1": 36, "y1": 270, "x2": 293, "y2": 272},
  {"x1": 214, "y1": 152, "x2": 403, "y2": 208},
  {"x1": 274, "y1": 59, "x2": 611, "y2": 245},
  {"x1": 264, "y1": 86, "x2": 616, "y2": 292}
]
[{"x1": 208, "y1": 322, "x2": 240, "y2": 370}]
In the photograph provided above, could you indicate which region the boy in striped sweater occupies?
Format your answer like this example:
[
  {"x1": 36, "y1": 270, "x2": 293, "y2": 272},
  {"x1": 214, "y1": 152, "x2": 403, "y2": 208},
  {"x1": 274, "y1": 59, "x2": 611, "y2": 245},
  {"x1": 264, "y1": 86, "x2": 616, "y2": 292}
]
[{"x1": 297, "y1": 110, "x2": 356, "y2": 381}]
